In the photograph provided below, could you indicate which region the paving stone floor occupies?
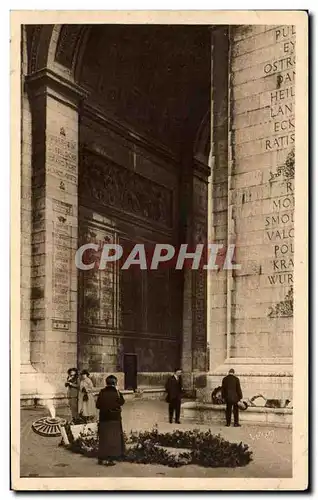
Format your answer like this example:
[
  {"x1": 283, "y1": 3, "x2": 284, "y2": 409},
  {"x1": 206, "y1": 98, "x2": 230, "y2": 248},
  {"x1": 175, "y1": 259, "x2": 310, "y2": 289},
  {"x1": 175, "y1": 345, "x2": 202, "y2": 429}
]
[{"x1": 20, "y1": 399, "x2": 292, "y2": 478}]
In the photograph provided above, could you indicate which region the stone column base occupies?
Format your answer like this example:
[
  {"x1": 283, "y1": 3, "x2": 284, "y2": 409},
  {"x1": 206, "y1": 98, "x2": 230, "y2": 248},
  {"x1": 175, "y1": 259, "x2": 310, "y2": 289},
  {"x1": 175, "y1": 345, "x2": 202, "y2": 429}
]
[
  {"x1": 20, "y1": 369, "x2": 212, "y2": 406},
  {"x1": 202, "y1": 360, "x2": 293, "y2": 404},
  {"x1": 20, "y1": 370, "x2": 173, "y2": 406},
  {"x1": 20, "y1": 364, "x2": 67, "y2": 399},
  {"x1": 182, "y1": 401, "x2": 292, "y2": 428}
]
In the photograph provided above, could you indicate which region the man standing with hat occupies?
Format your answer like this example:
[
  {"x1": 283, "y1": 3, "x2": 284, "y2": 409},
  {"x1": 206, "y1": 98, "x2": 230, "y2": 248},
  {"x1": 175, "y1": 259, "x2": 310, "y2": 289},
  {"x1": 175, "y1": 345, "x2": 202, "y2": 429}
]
[
  {"x1": 165, "y1": 368, "x2": 183, "y2": 424},
  {"x1": 221, "y1": 368, "x2": 243, "y2": 427}
]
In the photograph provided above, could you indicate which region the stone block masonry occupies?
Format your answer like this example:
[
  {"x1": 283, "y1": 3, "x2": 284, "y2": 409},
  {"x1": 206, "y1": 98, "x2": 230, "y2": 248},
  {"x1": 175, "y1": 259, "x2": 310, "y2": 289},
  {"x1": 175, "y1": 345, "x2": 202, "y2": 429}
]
[
  {"x1": 207, "y1": 24, "x2": 294, "y2": 403},
  {"x1": 26, "y1": 71, "x2": 83, "y2": 388},
  {"x1": 21, "y1": 24, "x2": 298, "y2": 405},
  {"x1": 230, "y1": 24, "x2": 295, "y2": 363}
]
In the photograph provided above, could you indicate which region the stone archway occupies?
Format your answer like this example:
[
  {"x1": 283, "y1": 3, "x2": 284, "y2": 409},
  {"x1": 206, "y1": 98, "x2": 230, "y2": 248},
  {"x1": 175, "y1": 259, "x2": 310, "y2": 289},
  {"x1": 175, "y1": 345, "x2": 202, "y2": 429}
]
[
  {"x1": 22, "y1": 23, "x2": 212, "y2": 398},
  {"x1": 26, "y1": 24, "x2": 90, "y2": 81}
]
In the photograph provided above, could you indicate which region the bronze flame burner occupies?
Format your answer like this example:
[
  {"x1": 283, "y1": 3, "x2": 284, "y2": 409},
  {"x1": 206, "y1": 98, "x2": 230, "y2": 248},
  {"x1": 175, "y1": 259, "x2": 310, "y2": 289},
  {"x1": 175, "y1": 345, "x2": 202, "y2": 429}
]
[{"x1": 31, "y1": 416, "x2": 67, "y2": 437}]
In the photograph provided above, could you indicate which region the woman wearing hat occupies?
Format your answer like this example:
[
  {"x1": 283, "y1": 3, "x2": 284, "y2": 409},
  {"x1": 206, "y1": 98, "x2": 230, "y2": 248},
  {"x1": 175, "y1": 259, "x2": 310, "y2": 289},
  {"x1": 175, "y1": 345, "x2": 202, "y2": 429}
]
[
  {"x1": 96, "y1": 375, "x2": 125, "y2": 466},
  {"x1": 78, "y1": 370, "x2": 96, "y2": 422},
  {"x1": 65, "y1": 367, "x2": 79, "y2": 423}
]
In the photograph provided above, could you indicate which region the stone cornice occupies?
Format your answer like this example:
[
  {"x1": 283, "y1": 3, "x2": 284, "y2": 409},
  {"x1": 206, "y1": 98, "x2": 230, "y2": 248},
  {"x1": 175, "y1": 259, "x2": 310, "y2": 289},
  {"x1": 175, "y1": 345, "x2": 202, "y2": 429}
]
[
  {"x1": 224, "y1": 357, "x2": 293, "y2": 365},
  {"x1": 193, "y1": 157, "x2": 211, "y2": 181},
  {"x1": 25, "y1": 68, "x2": 88, "y2": 107},
  {"x1": 82, "y1": 102, "x2": 180, "y2": 171}
]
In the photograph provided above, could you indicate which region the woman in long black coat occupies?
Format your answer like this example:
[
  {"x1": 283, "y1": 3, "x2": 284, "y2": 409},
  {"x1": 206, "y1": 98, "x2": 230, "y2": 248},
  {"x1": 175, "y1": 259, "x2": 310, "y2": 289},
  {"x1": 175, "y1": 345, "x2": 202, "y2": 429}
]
[{"x1": 95, "y1": 375, "x2": 125, "y2": 466}]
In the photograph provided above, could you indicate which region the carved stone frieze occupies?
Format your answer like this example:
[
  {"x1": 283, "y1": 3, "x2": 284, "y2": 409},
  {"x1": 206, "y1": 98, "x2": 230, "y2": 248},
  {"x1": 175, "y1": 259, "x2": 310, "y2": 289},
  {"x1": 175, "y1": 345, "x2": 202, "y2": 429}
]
[
  {"x1": 30, "y1": 26, "x2": 42, "y2": 73},
  {"x1": 268, "y1": 286, "x2": 294, "y2": 318},
  {"x1": 194, "y1": 219, "x2": 207, "y2": 245},
  {"x1": 269, "y1": 148, "x2": 295, "y2": 182},
  {"x1": 80, "y1": 150, "x2": 173, "y2": 227},
  {"x1": 55, "y1": 25, "x2": 83, "y2": 69},
  {"x1": 193, "y1": 268, "x2": 207, "y2": 348}
]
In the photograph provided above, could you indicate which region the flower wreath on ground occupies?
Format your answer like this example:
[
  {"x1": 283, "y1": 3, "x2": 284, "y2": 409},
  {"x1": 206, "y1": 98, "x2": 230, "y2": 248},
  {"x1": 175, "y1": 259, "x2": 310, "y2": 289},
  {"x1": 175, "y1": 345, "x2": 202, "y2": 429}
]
[{"x1": 66, "y1": 424, "x2": 253, "y2": 468}]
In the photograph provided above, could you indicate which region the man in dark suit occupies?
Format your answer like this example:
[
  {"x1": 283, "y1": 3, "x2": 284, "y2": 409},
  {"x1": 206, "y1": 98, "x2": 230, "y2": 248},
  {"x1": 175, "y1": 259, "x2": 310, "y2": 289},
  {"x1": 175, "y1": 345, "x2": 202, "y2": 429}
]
[
  {"x1": 221, "y1": 368, "x2": 243, "y2": 427},
  {"x1": 165, "y1": 368, "x2": 183, "y2": 424}
]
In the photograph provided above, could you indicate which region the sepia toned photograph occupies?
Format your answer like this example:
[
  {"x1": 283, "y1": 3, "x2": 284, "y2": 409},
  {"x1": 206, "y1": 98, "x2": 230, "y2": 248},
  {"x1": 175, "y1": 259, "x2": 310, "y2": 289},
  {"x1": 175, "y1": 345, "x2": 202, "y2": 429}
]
[{"x1": 11, "y1": 10, "x2": 308, "y2": 491}]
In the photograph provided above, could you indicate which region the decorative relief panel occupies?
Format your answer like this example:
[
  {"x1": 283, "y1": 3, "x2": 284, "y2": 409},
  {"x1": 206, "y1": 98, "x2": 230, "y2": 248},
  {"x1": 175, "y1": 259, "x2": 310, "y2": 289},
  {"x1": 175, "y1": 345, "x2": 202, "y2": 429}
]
[
  {"x1": 29, "y1": 25, "x2": 42, "y2": 73},
  {"x1": 55, "y1": 25, "x2": 83, "y2": 69},
  {"x1": 193, "y1": 268, "x2": 207, "y2": 348},
  {"x1": 269, "y1": 148, "x2": 295, "y2": 182},
  {"x1": 78, "y1": 224, "x2": 116, "y2": 327},
  {"x1": 268, "y1": 286, "x2": 293, "y2": 318},
  {"x1": 192, "y1": 178, "x2": 208, "y2": 359},
  {"x1": 80, "y1": 150, "x2": 173, "y2": 227}
]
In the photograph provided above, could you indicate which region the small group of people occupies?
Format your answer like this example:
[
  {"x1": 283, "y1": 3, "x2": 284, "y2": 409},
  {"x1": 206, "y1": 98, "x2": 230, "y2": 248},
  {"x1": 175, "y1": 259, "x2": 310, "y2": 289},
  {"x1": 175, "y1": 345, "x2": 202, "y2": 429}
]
[
  {"x1": 65, "y1": 368, "x2": 126, "y2": 467},
  {"x1": 165, "y1": 367, "x2": 243, "y2": 427},
  {"x1": 65, "y1": 366, "x2": 243, "y2": 467},
  {"x1": 65, "y1": 368, "x2": 96, "y2": 423}
]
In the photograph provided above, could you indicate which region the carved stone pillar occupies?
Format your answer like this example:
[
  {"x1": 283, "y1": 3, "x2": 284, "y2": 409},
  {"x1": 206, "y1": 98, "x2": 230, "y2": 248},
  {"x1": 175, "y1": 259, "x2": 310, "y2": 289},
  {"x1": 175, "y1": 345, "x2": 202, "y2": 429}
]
[
  {"x1": 25, "y1": 70, "x2": 86, "y2": 392},
  {"x1": 192, "y1": 163, "x2": 209, "y2": 372},
  {"x1": 181, "y1": 158, "x2": 209, "y2": 391},
  {"x1": 21, "y1": 27, "x2": 33, "y2": 369},
  {"x1": 180, "y1": 160, "x2": 194, "y2": 390},
  {"x1": 207, "y1": 26, "x2": 230, "y2": 374},
  {"x1": 206, "y1": 25, "x2": 295, "y2": 402}
]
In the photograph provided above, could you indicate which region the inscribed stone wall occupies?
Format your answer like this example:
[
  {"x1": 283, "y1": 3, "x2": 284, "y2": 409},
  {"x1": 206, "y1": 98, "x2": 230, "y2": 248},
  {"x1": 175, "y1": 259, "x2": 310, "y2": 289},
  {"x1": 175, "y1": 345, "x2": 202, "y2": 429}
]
[
  {"x1": 21, "y1": 83, "x2": 32, "y2": 367},
  {"x1": 231, "y1": 25, "x2": 295, "y2": 359},
  {"x1": 29, "y1": 90, "x2": 79, "y2": 377}
]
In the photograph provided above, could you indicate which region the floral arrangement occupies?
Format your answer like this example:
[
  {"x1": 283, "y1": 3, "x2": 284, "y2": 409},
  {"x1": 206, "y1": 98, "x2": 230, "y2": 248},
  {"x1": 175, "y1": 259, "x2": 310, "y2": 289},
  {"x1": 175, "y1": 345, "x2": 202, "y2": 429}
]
[
  {"x1": 69, "y1": 427, "x2": 98, "y2": 457},
  {"x1": 67, "y1": 425, "x2": 252, "y2": 468}
]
